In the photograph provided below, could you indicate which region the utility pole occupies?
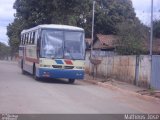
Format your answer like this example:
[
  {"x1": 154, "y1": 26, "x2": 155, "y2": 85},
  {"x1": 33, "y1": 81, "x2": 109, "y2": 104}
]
[
  {"x1": 150, "y1": 0, "x2": 153, "y2": 88},
  {"x1": 150, "y1": 0, "x2": 153, "y2": 56},
  {"x1": 90, "y1": 0, "x2": 95, "y2": 58}
]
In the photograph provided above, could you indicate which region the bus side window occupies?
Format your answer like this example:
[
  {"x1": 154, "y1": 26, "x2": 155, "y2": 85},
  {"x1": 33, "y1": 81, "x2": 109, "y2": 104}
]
[
  {"x1": 23, "y1": 34, "x2": 25, "y2": 45},
  {"x1": 36, "y1": 29, "x2": 41, "y2": 58},
  {"x1": 34, "y1": 30, "x2": 38, "y2": 45},
  {"x1": 32, "y1": 32, "x2": 35, "y2": 44},
  {"x1": 21, "y1": 34, "x2": 23, "y2": 45},
  {"x1": 25, "y1": 33, "x2": 28, "y2": 45},
  {"x1": 30, "y1": 32, "x2": 33, "y2": 44},
  {"x1": 24, "y1": 34, "x2": 26, "y2": 45},
  {"x1": 27, "y1": 33, "x2": 30, "y2": 44},
  {"x1": 29, "y1": 32, "x2": 31, "y2": 44},
  {"x1": 30, "y1": 32, "x2": 32, "y2": 44},
  {"x1": 25, "y1": 34, "x2": 27, "y2": 45},
  {"x1": 26, "y1": 33, "x2": 28, "y2": 44},
  {"x1": 25, "y1": 34, "x2": 27, "y2": 44},
  {"x1": 21, "y1": 35, "x2": 23, "y2": 45},
  {"x1": 28, "y1": 33, "x2": 30, "y2": 44}
]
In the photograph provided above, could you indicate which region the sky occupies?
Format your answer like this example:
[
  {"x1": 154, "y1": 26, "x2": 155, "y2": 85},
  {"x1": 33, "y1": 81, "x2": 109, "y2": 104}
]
[
  {"x1": 0, "y1": 0, "x2": 160, "y2": 45},
  {"x1": 0, "y1": 0, "x2": 15, "y2": 45},
  {"x1": 132, "y1": 0, "x2": 160, "y2": 24}
]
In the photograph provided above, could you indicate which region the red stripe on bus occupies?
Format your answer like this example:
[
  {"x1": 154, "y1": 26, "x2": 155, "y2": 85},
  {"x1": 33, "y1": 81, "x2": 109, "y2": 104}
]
[
  {"x1": 25, "y1": 57, "x2": 39, "y2": 63},
  {"x1": 64, "y1": 60, "x2": 73, "y2": 65}
]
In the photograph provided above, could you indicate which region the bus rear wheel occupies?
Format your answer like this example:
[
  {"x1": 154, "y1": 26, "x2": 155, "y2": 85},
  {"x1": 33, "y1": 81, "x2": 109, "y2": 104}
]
[
  {"x1": 33, "y1": 66, "x2": 39, "y2": 80},
  {"x1": 68, "y1": 79, "x2": 75, "y2": 84},
  {"x1": 22, "y1": 68, "x2": 26, "y2": 74},
  {"x1": 21, "y1": 61, "x2": 26, "y2": 74}
]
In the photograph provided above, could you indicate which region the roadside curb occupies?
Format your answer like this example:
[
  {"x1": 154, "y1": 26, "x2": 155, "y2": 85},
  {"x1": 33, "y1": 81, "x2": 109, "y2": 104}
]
[{"x1": 84, "y1": 79, "x2": 160, "y2": 104}]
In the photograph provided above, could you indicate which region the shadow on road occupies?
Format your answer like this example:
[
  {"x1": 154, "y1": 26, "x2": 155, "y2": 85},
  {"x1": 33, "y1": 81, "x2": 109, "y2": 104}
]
[
  {"x1": 37, "y1": 78, "x2": 70, "y2": 85},
  {"x1": 23, "y1": 72, "x2": 79, "y2": 85}
]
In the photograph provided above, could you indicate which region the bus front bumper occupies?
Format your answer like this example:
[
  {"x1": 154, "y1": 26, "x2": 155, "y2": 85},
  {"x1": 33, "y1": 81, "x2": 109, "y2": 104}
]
[{"x1": 37, "y1": 68, "x2": 84, "y2": 79}]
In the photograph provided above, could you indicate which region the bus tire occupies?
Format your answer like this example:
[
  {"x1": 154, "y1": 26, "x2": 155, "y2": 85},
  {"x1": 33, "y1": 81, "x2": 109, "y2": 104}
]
[
  {"x1": 33, "y1": 65, "x2": 39, "y2": 80},
  {"x1": 21, "y1": 61, "x2": 26, "y2": 74},
  {"x1": 68, "y1": 79, "x2": 75, "y2": 84},
  {"x1": 22, "y1": 68, "x2": 26, "y2": 74}
]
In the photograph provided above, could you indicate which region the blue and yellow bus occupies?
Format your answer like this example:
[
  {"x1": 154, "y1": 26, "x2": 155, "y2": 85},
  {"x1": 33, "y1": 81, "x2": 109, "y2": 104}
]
[{"x1": 19, "y1": 24, "x2": 85, "y2": 83}]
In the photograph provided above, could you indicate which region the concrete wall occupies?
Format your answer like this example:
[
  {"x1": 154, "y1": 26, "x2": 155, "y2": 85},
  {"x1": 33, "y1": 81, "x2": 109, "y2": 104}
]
[
  {"x1": 85, "y1": 52, "x2": 151, "y2": 88},
  {"x1": 138, "y1": 56, "x2": 151, "y2": 87}
]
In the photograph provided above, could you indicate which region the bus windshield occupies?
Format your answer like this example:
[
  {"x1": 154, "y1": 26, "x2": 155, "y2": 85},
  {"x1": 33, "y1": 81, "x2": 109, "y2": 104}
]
[
  {"x1": 41, "y1": 29, "x2": 85, "y2": 60},
  {"x1": 41, "y1": 30, "x2": 63, "y2": 59},
  {"x1": 64, "y1": 31, "x2": 85, "y2": 60}
]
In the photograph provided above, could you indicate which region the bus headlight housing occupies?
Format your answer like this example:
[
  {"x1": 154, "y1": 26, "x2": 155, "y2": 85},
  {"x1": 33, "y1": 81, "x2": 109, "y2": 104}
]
[
  {"x1": 40, "y1": 64, "x2": 51, "y2": 67},
  {"x1": 76, "y1": 66, "x2": 83, "y2": 69}
]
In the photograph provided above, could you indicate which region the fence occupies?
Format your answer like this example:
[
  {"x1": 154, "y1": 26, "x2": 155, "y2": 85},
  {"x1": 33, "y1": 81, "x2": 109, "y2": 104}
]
[{"x1": 85, "y1": 52, "x2": 160, "y2": 90}]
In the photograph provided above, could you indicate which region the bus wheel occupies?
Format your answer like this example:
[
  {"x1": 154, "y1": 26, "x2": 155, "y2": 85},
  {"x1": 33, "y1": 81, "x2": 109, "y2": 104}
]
[
  {"x1": 33, "y1": 66, "x2": 39, "y2": 80},
  {"x1": 22, "y1": 68, "x2": 26, "y2": 74},
  {"x1": 21, "y1": 62, "x2": 26, "y2": 74},
  {"x1": 68, "y1": 79, "x2": 75, "y2": 84}
]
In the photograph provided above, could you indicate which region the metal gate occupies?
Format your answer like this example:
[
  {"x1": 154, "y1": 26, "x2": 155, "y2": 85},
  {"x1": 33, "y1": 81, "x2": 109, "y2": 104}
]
[{"x1": 151, "y1": 55, "x2": 160, "y2": 90}]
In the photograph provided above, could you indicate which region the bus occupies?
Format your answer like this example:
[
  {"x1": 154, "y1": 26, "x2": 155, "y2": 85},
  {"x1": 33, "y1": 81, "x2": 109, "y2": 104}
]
[{"x1": 19, "y1": 24, "x2": 85, "y2": 83}]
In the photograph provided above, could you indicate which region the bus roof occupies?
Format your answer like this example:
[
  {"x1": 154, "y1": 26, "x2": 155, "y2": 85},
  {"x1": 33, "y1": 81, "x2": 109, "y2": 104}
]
[{"x1": 21, "y1": 24, "x2": 84, "y2": 34}]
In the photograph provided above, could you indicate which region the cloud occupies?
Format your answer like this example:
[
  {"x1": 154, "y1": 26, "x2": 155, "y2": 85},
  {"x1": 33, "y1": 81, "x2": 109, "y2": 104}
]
[
  {"x1": 0, "y1": 26, "x2": 8, "y2": 44},
  {"x1": 135, "y1": 10, "x2": 160, "y2": 25},
  {"x1": 132, "y1": 0, "x2": 160, "y2": 25},
  {"x1": 0, "y1": 0, "x2": 15, "y2": 22},
  {"x1": 132, "y1": 0, "x2": 160, "y2": 12},
  {"x1": 0, "y1": 0, "x2": 160, "y2": 45},
  {"x1": 0, "y1": 0, "x2": 15, "y2": 44}
]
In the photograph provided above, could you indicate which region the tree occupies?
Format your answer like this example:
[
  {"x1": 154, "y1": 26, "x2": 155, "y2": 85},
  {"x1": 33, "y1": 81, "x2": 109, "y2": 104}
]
[
  {"x1": 94, "y1": 0, "x2": 136, "y2": 35},
  {"x1": 12, "y1": 0, "x2": 137, "y2": 36},
  {"x1": 116, "y1": 21, "x2": 147, "y2": 55},
  {"x1": 13, "y1": 0, "x2": 92, "y2": 27},
  {"x1": 0, "y1": 42, "x2": 10, "y2": 60},
  {"x1": 7, "y1": 18, "x2": 24, "y2": 57},
  {"x1": 7, "y1": 0, "x2": 138, "y2": 54},
  {"x1": 153, "y1": 20, "x2": 160, "y2": 38}
]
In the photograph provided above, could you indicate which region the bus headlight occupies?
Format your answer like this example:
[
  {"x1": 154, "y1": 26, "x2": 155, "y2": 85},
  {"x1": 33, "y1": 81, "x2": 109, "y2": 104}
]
[
  {"x1": 76, "y1": 67, "x2": 83, "y2": 69},
  {"x1": 40, "y1": 64, "x2": 51, "y2": 67}
]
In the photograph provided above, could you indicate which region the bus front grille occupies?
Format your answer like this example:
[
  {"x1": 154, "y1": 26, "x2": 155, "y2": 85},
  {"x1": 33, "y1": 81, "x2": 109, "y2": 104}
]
[
  {"x1": 52, "y1": 65, "x2": 62, "y2": 69},
  {"x1": 64, "y1": 66, "x2": 74, "y2": 69}
]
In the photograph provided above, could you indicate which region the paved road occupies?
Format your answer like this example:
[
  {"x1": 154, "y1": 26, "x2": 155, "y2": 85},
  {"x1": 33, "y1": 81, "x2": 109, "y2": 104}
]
[{"x1": 0, "y1": 60, "x2": 160, "y2": 114}]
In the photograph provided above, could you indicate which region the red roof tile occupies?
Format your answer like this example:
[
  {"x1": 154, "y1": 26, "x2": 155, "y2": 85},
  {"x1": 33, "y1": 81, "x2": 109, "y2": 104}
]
[{"x1": 97, "y1": 34, "x2": 117, "y2": 46}]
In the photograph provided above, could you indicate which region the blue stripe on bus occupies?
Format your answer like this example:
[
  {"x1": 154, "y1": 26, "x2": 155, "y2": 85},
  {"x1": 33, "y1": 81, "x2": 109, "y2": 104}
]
[
  {"x1": 37, "y1": 68, "x2": 84, "y2": 79},
  {"x1": 55, "y1": 60, "x2": 64, "y2": 64}
]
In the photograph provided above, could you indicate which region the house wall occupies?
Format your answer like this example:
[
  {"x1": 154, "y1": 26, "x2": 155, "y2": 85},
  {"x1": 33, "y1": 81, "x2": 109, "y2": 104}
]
[
  {"x1": 138, "y1": 55, "x2": 151, "y2": 87},
  {"x1": 93, "y1": 40, "x2": 101, "y2": 49},
  {"x1": 85, "y1": 52, "x2": 152, "y2": 88}
]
